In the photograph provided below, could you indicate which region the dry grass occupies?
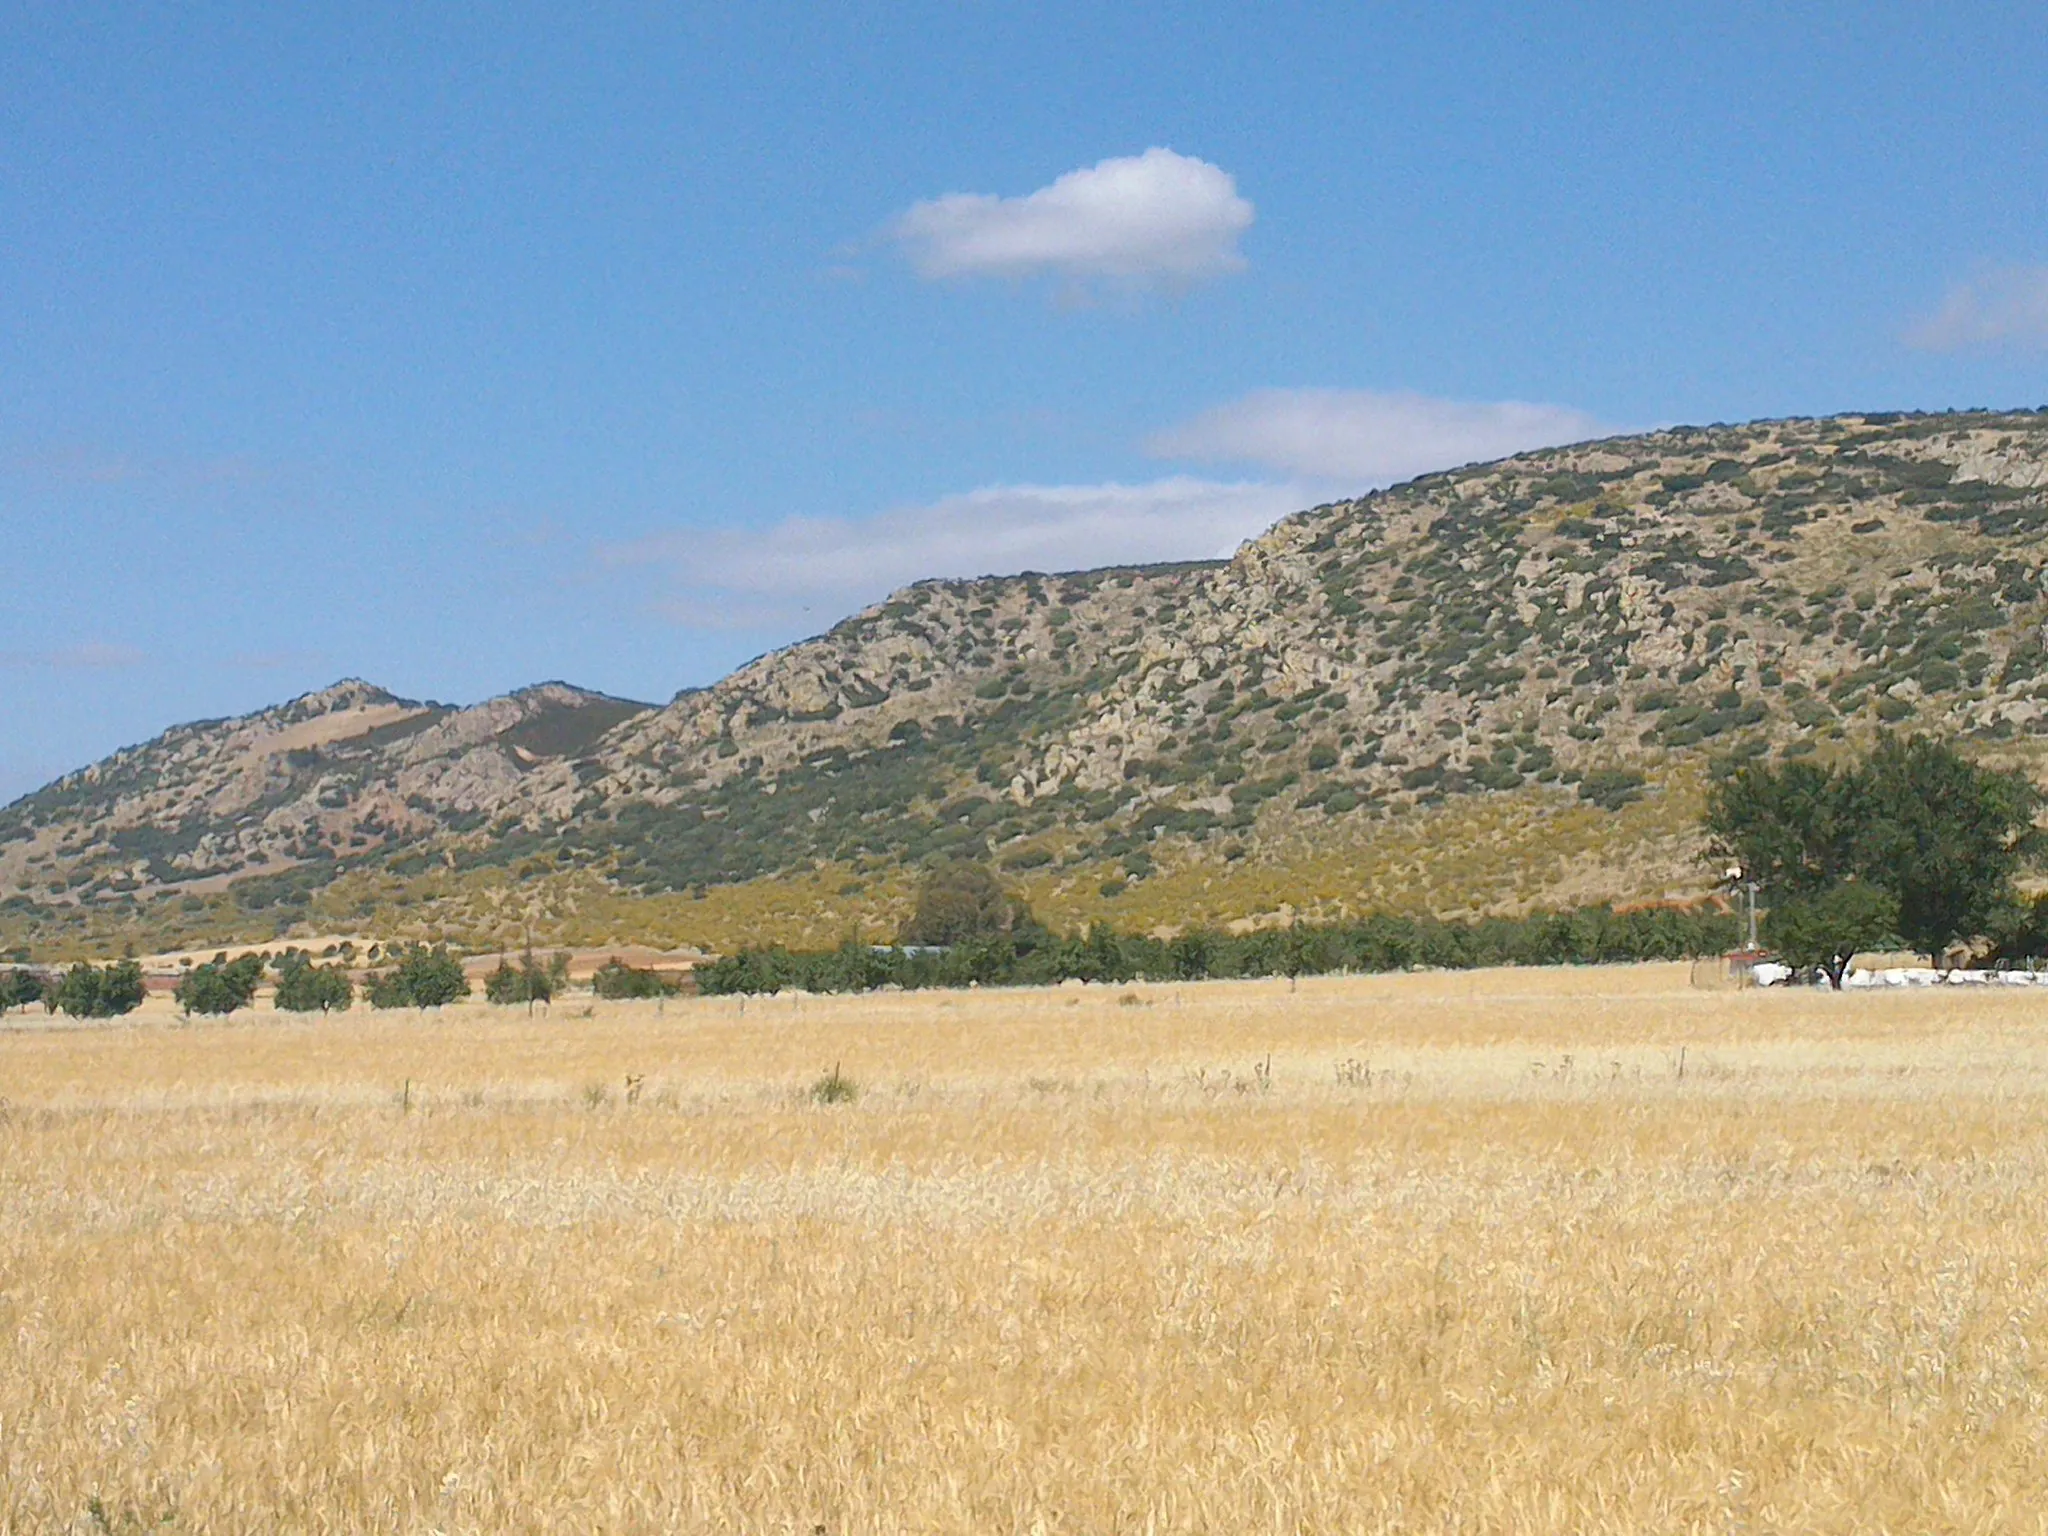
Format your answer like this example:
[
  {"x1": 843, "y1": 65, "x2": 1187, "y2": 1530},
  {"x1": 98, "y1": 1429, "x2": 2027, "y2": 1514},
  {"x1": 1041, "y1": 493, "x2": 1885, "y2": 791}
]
[{"x1": 7, "y1": 967, "x2": 2048, "y2": 1532}]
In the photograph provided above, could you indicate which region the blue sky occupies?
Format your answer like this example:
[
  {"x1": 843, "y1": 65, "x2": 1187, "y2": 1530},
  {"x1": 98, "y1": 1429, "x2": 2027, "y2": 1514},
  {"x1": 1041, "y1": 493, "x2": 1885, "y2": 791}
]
[{"x1": 5, "y1": 3, "x2": 2047, "y2": 799}]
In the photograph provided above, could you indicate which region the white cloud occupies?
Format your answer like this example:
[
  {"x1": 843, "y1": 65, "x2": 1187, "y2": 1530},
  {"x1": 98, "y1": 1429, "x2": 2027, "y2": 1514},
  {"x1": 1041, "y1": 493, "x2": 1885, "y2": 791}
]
[
  {"x1": 890, "y1": 148, "x2": 1253, "y2": 286},
  {"x1": 1910, "y1": 266, "x2": 2048, "y2": 351},
  {"x1": 612, "y1": 478, "x2": 1303, "y2": 630},
  {"x1": 1147, "y1": 388, "x2": 1609, "y2": 484},
  {"x1": 615, "y1": 383, "x2": 1616, "y2": 633}
]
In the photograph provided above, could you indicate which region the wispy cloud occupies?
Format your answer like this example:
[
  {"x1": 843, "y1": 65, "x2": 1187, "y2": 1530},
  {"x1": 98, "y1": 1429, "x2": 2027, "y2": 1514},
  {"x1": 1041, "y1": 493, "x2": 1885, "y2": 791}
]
[
  {"x1": 1909, "y1": 265, "x2": 2048, "y2": 352},
  {"x1": 613, "y1": 384, "x2": 1618, "y2": 633},
  {"x1": 0, "y1": 642, "x2": 147, "y2": 670},
  {"x1": 6, "y1": 443, "x2": 263, "y2": 492},
  {"x1": 609, "y1": 477, "x2": 1302, "y2": 630},
  {"x1": 225, "y1": 648, "x2": 327, "y2": 673},
  {"x1": 1147, "y1": 388, "x2": 1610, "y2": 484},
  {"x1": 890, "y1": 148, "x2": 1253, "y2": 289}
]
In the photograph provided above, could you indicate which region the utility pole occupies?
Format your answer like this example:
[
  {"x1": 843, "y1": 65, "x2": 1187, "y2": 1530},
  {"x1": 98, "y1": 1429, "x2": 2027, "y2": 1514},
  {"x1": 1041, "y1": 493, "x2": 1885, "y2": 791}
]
[{"x1": 1726, "y1": 866, "x2": 1761, "y2": 951}]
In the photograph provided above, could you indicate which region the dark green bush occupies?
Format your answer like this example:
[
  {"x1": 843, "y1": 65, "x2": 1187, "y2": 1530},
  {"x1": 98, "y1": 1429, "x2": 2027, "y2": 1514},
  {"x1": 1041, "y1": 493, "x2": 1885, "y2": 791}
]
[
  {"x1": 591, "y1": 957, "x2": 684, "y2": 999},
  {"x1": 273, "y1": 950, "x2": 354, "y2": 1013},
  {"x1": 175, "y1": 952, "x2": 265, "y2": 1016},
  {"x1": 52, "y1": 959, "x2": 146, "y2": 1019},
  {"x1": 1577, "y1": 768, "x2": 1648, "y2": 811},
  {"x1": 484, "y1": 950, "x2": 568, "y2": 1007},
  {"x1": 0, "y1": 966, "x2": 47, "y2": 1012},
  {"x1": 366, "y1": 944, "x2": 470, "y2": 1008}
]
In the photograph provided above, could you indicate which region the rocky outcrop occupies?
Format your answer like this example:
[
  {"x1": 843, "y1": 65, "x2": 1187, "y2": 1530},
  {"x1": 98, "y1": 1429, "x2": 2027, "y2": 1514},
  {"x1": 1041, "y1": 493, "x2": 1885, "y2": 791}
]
[{"x1": 0, "y1": 682, "x2": 653, "y2": 897}]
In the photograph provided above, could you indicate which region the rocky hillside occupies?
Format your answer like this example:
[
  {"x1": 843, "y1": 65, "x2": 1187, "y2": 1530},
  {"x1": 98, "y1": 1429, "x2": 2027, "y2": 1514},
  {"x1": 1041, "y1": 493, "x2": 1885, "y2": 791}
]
[
  {"x1": 0, "y1": 682, "x2": 651, "y2": 910},
  {"x1": 11, "y1": 408, "x2": 2048, "y2": 953}
]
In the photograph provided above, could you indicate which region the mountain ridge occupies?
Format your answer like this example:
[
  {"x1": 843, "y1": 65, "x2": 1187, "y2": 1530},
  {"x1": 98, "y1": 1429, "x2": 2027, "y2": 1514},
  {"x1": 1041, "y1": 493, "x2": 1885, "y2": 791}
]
[{"x1": 12, "y1": 407, "x2": 2048, "y2": 955}]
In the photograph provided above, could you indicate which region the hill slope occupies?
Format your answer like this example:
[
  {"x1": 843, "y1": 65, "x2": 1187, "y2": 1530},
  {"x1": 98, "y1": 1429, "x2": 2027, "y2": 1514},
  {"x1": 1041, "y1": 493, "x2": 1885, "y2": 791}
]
[
  {"x1": 0, "y1": 682, "x2": 653, "y2": 924},
  {"x1": 11, "y1": 408, "x2": 2048, "y2": 954}
]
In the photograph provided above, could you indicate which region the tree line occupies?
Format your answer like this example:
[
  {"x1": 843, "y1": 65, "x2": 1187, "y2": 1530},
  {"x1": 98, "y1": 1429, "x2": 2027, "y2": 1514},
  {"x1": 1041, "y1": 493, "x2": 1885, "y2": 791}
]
[
  {"x1": 0, "y1": 959, "x2": 146, "y2": 1018},
  {"x1": 0, "y1": 946, "x2": 689, "y2": 1019},
  {"x1": 705, "y1": 733, "x2": 2048, "y2": 997},
  {"x1": 698, "y1": 898, "x2": 1744, "y2": 996}
]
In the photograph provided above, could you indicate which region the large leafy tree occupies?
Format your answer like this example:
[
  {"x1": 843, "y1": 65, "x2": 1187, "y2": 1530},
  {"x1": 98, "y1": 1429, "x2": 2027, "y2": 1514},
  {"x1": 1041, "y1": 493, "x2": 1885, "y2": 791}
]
[
  {"x1": 0, "y1": 967, "x2": 46, "y2": 1013},
  {"x1": 1990, "y1": 895, "x2": 2048, "y2": 966},
  {"x1": 1857, "y1": 733, "x2": 2042, "y2": 957},
  {"x1": 365, "y1": 944, "x2": 471, "y2": 1009},
  {"x1": 1704, "y1": 757, "x2": 1862, "y2": 897},
  {"x1": 273, "y1": 950, "x2": 354, "y2": 1013},
  {"x1": 898, "y1": 861, "x2": 1036, "y2": 947},
  {"x1": 1764, "y1": 883, "x2": 1899, "y2": 990},
  {"x1": 1707, "y1": 733, "x2": 2042, "y2": 971},
  {"x1": 52, "y1": 962, "x2": 106, "y2": 1018},
  {"x1": 175, "y1": 952, "x2": 265, "y2": 1016},
  {"x1": 51, "y1": 959, "x2": 146, "y2": 1019},
  {"x1": 484, "y1": 949, "x2": 568, "y2": 1009},
  {"x1": 101, "y1": 959, "x2": 146, "y2": 1015}
]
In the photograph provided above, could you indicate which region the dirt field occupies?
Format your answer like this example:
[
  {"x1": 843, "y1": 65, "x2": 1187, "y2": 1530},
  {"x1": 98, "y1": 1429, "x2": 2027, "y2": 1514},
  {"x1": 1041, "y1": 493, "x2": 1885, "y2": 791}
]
[{"x1": 6, "y1": 966, "x2": 2048, "y2": 1532}]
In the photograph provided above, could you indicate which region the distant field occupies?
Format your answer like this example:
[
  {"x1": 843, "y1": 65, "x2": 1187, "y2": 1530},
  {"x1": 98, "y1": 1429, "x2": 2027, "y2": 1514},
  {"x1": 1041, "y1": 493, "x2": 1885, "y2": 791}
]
[{"x1": 7, "y1": 968, "x2": 2048, "y2": 1532}]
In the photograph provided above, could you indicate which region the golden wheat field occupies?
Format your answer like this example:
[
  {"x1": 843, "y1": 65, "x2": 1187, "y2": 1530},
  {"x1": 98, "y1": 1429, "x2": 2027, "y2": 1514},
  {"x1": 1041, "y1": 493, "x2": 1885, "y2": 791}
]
[{"x1": 7, "y1": 967, "x2": 2048, "y2": 1533}]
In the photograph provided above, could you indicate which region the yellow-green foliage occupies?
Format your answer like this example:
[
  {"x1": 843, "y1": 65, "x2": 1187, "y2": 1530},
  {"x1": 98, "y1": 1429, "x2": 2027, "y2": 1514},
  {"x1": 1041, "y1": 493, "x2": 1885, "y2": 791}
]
[{"x1": 11, "y1": 770, "x2": 1724, "y2": 958}]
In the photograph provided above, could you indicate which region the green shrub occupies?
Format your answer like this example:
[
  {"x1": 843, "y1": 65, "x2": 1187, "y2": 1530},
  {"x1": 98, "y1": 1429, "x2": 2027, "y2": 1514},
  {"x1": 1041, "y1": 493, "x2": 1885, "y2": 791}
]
[
  {"x1": 0, "y1": 967, "x2": 47, "y2": 1013},
  {"x1": 273, "y1": 951, "x2": 353, "y2": 1013},
  {"x1": 366, "y1": 944, "x2": 470, "y2": 1008},
  {"x1": 52, "y1": 959, "x2": 146, "y2": 1019},
  {"x1": 484, "y1": 950, "x2": 567, "y2": 1007},
  {"x1": 175, "y1": 952, "x2": 265, "y2": 1016},
  {"x1": 1577, "y1": 768, "x2": 1648, "y2": 811},
  {"x1": 591, "y1": 957, "x2": 683, "y2": 999},
  {"x1": 810, "y1": 1063, "x2": 859, "y2": 1104}
]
